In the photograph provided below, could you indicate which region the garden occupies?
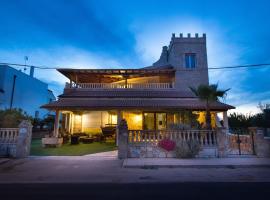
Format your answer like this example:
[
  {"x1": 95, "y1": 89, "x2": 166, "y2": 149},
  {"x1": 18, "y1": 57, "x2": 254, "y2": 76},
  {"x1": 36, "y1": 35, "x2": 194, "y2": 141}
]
[{"x1": 30, "y1": 138, "x2": 116, "y2": 156}]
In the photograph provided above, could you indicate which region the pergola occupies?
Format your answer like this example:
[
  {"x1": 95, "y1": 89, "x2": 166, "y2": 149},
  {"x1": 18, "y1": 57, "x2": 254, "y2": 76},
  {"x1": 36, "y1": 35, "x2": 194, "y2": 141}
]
[{"x1": 57, "y1": 67, "x2": 176, "y2": 84}]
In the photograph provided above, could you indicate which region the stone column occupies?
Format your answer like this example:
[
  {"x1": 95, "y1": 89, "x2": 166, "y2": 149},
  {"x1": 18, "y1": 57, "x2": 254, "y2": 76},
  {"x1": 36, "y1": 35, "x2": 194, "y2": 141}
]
[
  {"x1": 252, "y1": 128, "x2": 270, "y2": 157},
  {"x1": 223, "y1": 111, "x2": 229, "y2": 129},
  {"x1": 216, "y1": 127, "x2": 228, "y2": 157},
  {"x1": 15, "y1": 120, "x2": 33, "y2": 158},
  {"x1": 54, "y1": 110, "x2": 60, "y2": 137},
  {"x1": 118, "y1": 119, "x2": 129, "y2": 159},
  {"x1": 116, "y1": 110, "x2": 123, "y2": 146}
]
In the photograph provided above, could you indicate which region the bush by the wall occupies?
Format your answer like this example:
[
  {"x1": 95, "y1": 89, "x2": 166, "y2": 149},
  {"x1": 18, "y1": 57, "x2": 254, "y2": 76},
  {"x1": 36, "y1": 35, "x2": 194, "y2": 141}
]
[{"x1": 175, "y1": 139, "x2": 201, "y2": 158}]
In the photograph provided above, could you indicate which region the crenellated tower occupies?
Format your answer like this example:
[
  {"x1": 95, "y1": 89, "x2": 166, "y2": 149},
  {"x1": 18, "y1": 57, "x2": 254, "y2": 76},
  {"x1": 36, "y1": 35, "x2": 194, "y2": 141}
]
[{"x1": 153, "y1": 33, "x2": 209, "y2": 91}]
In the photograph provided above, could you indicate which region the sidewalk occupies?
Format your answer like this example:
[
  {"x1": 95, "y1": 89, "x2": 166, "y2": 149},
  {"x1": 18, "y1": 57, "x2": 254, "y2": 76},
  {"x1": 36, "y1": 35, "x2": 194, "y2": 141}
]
[{"x1": 123, "y1": 158, "x2": 270, "y2": 168}]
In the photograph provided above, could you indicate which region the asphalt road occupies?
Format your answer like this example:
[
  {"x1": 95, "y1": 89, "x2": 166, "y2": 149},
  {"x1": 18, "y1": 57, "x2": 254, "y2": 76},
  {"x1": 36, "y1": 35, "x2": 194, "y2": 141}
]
[
  {"x1": 1, "y1": 157, "x2": 270, "y2": 183},
  {"x1": 0, "y1": 183, "x2": 270, "y2": 200}
]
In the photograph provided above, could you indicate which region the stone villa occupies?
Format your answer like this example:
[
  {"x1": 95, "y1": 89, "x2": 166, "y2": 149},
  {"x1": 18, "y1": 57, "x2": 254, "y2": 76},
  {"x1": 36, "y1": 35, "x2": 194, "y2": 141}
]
[{"x1": 42, "y1": 33, "x2": 236, "y2": 157}]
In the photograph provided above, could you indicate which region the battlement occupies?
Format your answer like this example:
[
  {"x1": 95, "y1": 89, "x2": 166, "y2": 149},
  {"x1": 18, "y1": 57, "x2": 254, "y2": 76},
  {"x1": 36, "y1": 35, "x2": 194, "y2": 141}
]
[
  {"x1": 168, "y1": 33, "x2": 206, "y2": 50},
  {"x1": 171, "y1": 33, "x2": 206, "y2": 39}
]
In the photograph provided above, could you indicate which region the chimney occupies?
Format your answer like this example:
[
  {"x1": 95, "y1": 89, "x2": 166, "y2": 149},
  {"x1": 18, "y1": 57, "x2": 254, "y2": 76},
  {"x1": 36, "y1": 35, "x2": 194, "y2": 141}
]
[{"x1": 30, "y1": 66, "x2": 34, "y2": 77}]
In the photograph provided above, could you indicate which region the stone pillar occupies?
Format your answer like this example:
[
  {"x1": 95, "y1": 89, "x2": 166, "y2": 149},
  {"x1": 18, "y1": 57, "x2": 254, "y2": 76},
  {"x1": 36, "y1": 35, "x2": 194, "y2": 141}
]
[
  {"x1": 69, "y1": 113, "x2": 73, "y2": 134},
  {"x1": 252, "y1": 128, "x2": 270, "y2": 157},
  {"x1": 118, "y1": 119, "x2": 129, "y2": 159},
  {"x1": 53, "y1": 110, "x2": 60, "y2": 137},
  {"x1": 116, "y1": 110, "x2": 123, "y2": 146},
  {"x1": 216, "y1": 127, "x2": 228, "y2": 157},
  {"x1": 15, "y1": 120, "x2": 33, "y2": 158},
  {"x1": 223, "y1": 111, "x2": 229, "y2": 129}
]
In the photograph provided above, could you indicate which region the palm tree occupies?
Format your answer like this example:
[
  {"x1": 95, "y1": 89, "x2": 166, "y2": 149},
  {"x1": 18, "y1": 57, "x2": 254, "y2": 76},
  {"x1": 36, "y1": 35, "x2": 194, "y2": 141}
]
[{"x1": 190, "y1": 84, "x2": 230, "y2": 129}]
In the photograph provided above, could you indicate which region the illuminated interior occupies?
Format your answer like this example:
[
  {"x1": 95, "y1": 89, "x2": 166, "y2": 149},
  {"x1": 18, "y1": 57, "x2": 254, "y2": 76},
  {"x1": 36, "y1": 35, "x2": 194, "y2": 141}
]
[
  {"x1": 61, "y1": 110, "x2": 217, "y2": 134},
  {"x1": 123, "y1": 112, "x2": 143, "y2": 130}
]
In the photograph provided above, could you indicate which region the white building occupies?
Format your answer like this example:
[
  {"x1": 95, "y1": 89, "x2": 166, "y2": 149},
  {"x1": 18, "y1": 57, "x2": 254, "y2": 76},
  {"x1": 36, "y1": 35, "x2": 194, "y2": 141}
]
[{"x1": 0, "y1": 65, "x2": 55, "y2": 118}]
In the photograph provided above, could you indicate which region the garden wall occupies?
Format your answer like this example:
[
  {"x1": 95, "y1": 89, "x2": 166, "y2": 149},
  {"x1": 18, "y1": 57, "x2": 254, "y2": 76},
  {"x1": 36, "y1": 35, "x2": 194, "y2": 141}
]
[{"x1": 0, "y1": 120, "x2": 32, "y2": 158}]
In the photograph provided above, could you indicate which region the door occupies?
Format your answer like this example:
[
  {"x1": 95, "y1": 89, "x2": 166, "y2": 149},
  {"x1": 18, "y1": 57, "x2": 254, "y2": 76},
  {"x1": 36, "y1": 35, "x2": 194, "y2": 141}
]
[
  {"x1": 143, "y1": 113, "x2": 155, "y2": 130},
  {"x1": 143, "y1": 112, "x2": 167, "y2": 130},
  {"x1": 156, "y1": 113, "x2": 166, "y2": 130}
]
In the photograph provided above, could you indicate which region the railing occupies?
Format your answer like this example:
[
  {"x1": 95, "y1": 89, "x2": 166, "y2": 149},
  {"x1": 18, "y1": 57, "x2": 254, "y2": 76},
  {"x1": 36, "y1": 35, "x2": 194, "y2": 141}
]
[
  {"x1": 0, "y1": 128, "x2": 19, "y2": 144},
  {"x1": 65, "y1": 82, "x2": 174, "y2": 89},
  {"x1": 128, "y1": 129, "x2": 217, "y2": 147}
]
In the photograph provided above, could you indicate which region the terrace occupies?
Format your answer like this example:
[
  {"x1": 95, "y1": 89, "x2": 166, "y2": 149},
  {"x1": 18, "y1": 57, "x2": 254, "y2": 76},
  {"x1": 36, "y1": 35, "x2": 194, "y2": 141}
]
[{"x1": 59, "y1": 67, "x2": 176, "y2": 90}]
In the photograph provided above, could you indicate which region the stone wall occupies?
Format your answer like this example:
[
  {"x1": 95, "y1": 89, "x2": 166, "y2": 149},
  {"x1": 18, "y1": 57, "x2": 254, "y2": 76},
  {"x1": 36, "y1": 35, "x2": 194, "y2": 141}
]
[
  {"x1": 118, "y1": 120, "x2": 218, "y2": 159},
  {"x1": 128, "y1": 144, "x2": 175, "y2": 158},
  {"x1": 118, "y1": 123, "x2": 270, "y2": 158},
  {"x1": 0, "y1": 120, "x2": 32, "y2": 158},
  {"x1": 253, "y1": 129, "x2": 270, "y2": 157}
]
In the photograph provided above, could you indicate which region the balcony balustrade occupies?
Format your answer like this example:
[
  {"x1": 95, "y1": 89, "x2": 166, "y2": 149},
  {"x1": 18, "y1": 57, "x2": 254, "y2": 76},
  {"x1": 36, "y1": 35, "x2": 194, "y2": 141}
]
[{"x1": 65, "y1": 82, "x2": 174, "y2": 89}]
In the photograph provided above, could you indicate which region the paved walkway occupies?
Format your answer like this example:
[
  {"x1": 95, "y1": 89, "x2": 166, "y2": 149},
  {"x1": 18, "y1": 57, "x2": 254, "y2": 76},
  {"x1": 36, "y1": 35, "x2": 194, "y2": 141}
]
[
  {"x1": 29, "y1": 150, "x2": 118, "y2": 161},
  {"x1": 123, "y1": 158, "x2": 270, "y2": 168}
]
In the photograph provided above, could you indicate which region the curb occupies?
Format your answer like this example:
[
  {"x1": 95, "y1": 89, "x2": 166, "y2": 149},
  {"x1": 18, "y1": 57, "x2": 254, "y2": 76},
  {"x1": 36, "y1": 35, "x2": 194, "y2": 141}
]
[{"x1": 123, "y1": 164, "x2": 270, "y2": 168}]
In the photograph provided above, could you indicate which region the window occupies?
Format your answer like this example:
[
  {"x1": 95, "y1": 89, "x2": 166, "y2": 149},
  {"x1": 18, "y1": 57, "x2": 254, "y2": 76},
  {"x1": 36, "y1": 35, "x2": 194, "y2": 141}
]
[{"x1": 185, "y1": 53, "x2": 196, "y2": 68}]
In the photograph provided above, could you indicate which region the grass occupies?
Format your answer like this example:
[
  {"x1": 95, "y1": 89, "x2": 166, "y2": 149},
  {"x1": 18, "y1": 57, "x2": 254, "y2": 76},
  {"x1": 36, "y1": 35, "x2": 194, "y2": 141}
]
[{"x1": 30, "y1": 139, "x2": 117, "y2": 156}]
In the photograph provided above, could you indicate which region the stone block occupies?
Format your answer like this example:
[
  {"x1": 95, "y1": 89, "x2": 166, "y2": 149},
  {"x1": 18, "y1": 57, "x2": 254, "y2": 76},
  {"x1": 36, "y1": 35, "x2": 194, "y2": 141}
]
[{"x1": 42, "y1": 137, "x2": 63, "y2": 147}]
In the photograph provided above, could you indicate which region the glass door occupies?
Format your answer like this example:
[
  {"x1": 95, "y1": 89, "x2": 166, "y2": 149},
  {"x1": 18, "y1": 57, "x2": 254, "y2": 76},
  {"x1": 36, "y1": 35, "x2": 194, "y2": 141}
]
[
  {"x1": 156, "y1": 113, "x2": 166, "y2": 130},
  {"x1": 143, "y1": 113, "x2": 155, "y2": 130},
  {"x1": 143, "y1": 112, "x2": 167, "y2": 130}
]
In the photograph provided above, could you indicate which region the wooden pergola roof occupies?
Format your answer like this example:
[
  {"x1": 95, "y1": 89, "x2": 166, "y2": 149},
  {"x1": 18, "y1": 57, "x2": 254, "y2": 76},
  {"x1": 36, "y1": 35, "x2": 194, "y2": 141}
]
[{"x1": 57, "y1": 67, "x2": 175, "y2": 83}]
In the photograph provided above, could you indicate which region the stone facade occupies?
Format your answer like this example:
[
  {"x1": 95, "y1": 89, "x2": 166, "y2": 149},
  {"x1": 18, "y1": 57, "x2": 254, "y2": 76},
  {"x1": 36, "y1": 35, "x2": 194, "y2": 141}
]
[
  {"x1": 128, "y1": 144, "x2": 175, "y2": 158},
  {"x1": 153, "y1": 33, "x2": 209, "y2": 91}
]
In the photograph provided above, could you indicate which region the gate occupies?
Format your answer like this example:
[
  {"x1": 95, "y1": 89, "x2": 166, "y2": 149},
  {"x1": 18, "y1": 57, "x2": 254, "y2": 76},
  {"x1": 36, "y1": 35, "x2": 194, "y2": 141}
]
[{"x1": 227, "y1": 129, "x2": 255, "y2": 155}]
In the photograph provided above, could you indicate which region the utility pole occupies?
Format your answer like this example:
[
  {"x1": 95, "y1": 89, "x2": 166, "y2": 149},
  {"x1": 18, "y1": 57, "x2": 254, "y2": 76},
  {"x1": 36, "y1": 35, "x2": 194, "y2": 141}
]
[{"x1": 10, "y1": 75, "x2": 17, "y2": 109}]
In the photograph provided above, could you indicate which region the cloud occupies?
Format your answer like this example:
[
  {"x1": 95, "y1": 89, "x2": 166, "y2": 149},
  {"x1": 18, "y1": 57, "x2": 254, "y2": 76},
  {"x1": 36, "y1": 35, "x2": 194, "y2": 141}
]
[
  {"x1": 0, "y1": 0, "x2": 136, "y2": 57},
  {"x1": 132, "y1": 17, "x2": 270, "y2": 114},
  {"x1": 0, "y1": 46, "x2": 126, "y2": 96}
]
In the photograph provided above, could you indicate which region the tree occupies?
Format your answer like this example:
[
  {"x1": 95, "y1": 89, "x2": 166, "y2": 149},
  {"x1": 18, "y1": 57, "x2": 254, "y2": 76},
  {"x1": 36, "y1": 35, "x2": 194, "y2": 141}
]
[
  {"x1": 0, "y1": 108, "x2": 33, "y2": 128},
  {"x1": 190, "y1": 84, "x2": 230, "y2": 129},
  {"x1": 228, "y1": 112, "x2": 253, "y2": 129}
]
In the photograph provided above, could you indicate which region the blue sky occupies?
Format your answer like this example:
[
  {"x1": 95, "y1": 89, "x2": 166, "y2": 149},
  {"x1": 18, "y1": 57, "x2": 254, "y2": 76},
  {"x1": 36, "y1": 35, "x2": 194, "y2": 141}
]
[{"x1": 0, "y1": 0, "x2": 270, "y2": 114}]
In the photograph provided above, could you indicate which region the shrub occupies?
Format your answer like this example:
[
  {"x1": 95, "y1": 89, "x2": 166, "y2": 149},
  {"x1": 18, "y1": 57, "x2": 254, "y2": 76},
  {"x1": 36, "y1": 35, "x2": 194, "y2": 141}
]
[
  {"x1": 175, "y1": 139, "x2": 201, "y2": 158},
  {"x1": 158, "y1": 139, "x2": 176, "y2": 151},
  {"x1": 0, "y1": 108, "x2": 32, "y2": 128}
]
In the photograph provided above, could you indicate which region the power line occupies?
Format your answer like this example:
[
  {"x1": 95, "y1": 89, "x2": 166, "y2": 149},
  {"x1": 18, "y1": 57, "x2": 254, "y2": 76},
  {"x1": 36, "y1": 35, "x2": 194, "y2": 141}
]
[
  {"x1": 208, "y1": 63, "x2": 270, "y2": 69},
  {"x1": 0, "y1": 62, "x2": 58, "y2": 69},
  {"x1": 0, "y1": 62, "x2": 270, "y2": 71}
]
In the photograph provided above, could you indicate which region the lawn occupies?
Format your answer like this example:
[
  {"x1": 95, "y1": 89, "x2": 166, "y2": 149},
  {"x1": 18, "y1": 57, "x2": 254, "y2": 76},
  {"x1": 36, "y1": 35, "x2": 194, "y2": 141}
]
[{"x1": 30, "y1": 139, "x2": 117, "y2": 156}]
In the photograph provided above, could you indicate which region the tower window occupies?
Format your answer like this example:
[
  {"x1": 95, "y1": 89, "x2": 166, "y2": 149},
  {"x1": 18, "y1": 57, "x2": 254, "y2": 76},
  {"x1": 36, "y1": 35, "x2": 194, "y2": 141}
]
[{"x1": 185, "y1": 53, "x2": 196, "y2": 68}]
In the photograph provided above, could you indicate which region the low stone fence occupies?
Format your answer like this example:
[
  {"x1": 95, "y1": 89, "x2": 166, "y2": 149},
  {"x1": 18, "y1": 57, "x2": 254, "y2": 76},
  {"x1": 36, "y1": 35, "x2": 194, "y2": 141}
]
[
  {"x1": 250, "y1": 128, "x2": 270, "y2": 157},
  {"x1": 118, "y1": 119, "x2": 221, "y2": 158},
  {"x1": 226, "y1": 128, "x2": 270, "y2": 157},
  {"x1": 0, "y1": 121, "x2": 32, "y2": 158},
  {"x1": 118, "y1": 120, "x2": 270, "y2": 159}
]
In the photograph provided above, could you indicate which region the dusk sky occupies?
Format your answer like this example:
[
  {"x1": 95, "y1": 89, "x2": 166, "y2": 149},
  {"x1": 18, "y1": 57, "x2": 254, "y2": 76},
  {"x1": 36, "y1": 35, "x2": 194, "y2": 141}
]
[{"x1": 0, "y1": 0, "x2": 269, "y2": 114}]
